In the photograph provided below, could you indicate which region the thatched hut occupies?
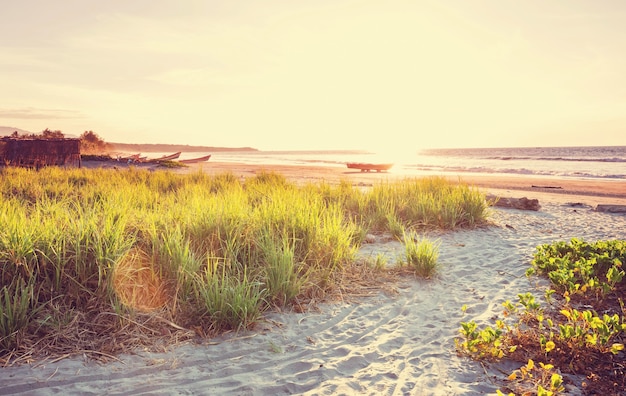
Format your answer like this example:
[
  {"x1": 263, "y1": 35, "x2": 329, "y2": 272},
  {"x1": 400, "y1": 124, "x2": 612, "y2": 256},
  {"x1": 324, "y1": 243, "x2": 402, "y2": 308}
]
[{"x1": 0, "y1": 138, "x2": 81, "y2": 168}]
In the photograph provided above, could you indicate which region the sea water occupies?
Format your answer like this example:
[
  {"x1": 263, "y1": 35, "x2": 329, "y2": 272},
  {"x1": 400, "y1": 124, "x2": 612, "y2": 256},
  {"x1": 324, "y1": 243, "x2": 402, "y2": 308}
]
[
  {"x1": 410, "y1": 146, "x2": 626, "y2": 179},
  {"x1": 195, "y1": 146, "x2": 626, "y2": 180}
]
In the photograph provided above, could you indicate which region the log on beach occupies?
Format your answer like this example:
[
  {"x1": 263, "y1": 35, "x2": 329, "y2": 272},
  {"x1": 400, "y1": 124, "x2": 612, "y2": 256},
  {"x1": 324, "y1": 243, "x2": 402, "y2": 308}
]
[
  {"x1": 486, "y1": 194, "x2": 541, "y2": 211},
  {"x1": 596, "y1": 204, "x2": 626, "y2": 213}
]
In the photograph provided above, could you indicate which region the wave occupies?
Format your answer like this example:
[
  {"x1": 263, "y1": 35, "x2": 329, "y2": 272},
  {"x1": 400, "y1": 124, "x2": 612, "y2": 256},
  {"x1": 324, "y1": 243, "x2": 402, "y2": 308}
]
[
  {"x1": 206, "y1": 147, "x2": 626, "y2": 180},
  {"x1": 485, "y1": 156, "x2": 626, "y2": 163},
  {"x1": 405, "y1": 164, "x2": 626, "y2": 180},
  {"x1": 423, "y1": 146, "x2": 626, "y2": 161}
]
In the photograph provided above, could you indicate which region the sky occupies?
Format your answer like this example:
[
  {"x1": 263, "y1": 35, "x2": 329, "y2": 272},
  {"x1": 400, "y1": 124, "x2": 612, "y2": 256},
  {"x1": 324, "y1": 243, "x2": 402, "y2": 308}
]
[{"x1": 1, "y1": 1, "x2": 625, "y2": 151}]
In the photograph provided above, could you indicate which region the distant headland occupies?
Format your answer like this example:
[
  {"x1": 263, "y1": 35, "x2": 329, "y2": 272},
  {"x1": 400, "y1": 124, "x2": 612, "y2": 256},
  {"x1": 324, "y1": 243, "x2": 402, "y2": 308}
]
[{"x1": 108, "y1": 143, "x2": 258, "y2": 153}]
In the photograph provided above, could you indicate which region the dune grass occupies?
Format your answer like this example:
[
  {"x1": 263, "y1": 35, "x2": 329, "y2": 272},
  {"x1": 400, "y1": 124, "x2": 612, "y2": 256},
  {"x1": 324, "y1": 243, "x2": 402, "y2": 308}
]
[
  {"x1": 0, "y1": 167, "x2": 488, "y2": 359},
  {"x1": 0, "y1": 278, "x2": 35, "y2": 351},
  {"x1": 401, "y1": 231, "x2": 440, "y2": 278}
]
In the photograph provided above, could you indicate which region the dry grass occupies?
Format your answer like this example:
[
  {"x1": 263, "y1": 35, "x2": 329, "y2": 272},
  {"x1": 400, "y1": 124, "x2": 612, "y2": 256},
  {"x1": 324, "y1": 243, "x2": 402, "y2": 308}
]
[{"x1": 112, "y1": 248, "x2": 170, "y2": 312}]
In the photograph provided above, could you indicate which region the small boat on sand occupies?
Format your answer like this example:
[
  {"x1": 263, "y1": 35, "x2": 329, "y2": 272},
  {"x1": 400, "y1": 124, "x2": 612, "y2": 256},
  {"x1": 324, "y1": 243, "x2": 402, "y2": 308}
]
[
  {"x1": 119, "y1": 153, "x2": 141, "y2": 161},
  {"x1": 145, "y1": 152, "x2": 182, "y2": 162},
  {"x1": 178, "y1": 154, "x2": 212, "y2": 164},
  {"x1": 346, "y1": 163, "x2": 394, "y2": 172}
]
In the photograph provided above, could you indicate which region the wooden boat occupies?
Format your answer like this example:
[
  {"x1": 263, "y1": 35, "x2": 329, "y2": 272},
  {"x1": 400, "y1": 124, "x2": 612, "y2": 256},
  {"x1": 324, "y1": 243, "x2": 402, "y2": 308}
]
[
  {"x1": 346, "y1": 163, "x2": 394, "y2": 172},
  {"x1": 145, "y1": 152, "x2": 182, "y2": 162},
  {"x1": 178, "y1": 154, "x2": 211, "y2": 164},
  {"x1": 119, "y1": 153, "x2": 141, "y2": 161}
]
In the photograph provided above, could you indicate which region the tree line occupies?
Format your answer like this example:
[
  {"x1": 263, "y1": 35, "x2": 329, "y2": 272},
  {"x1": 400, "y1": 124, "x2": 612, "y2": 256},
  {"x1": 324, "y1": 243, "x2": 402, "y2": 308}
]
[{"x1": 7, "y1": 128, "x2": 110, "y2": 153}]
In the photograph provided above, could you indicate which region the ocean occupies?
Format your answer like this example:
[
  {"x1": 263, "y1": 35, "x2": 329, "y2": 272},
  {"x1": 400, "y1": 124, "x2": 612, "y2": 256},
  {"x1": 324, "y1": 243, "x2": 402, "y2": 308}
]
[{"x1": 164, "y1": 146, "x2": 626, "y2": 180}]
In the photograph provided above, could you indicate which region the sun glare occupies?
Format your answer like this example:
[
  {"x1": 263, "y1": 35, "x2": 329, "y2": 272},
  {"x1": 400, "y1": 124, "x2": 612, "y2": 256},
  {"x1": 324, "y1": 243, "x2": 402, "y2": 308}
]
[{"x1": 113, "y1": 248, "x2": 169, "y2": 312}]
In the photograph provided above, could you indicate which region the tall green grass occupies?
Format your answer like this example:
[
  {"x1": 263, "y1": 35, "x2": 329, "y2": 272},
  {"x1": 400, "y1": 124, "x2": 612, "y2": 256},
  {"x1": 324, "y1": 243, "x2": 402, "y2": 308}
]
[
  {"x1": 195, "y1": 264, "x2": 264, "y2": 331},
  {"x1": 0, "y1": 167, "x2": 488, "y2": 355},
  {"x1": 402, "y1": 231, "x2": 440, "y2": 278},
  {"x1": 259, "y1": 232, "x2": 307, "y2": 307},
  {"x1": 0, "y1": 278, "x2": 35, "y2": 351}
]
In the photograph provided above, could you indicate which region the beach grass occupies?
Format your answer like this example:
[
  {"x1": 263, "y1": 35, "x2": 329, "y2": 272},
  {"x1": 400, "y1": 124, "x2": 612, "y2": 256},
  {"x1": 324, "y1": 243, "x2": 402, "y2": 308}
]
[
  {"x1": 401, "y1": 231, "x2": 440, "y2": 278},
  {"x1": 0, "y1": 278, "x2": 35, "y2": 351},
  {"x1": 259, "y1": 232, "x2": 308, "y2": 307},
  {"x1": 0, "y1": 166, "x2": 488, "y2": 358}
]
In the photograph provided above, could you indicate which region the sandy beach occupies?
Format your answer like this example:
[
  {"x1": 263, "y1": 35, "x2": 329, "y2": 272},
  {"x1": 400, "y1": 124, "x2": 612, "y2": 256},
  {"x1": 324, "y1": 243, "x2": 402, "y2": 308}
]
[
  {"x1": 2, "y1": 161, "x2": 625, "y2": 395},
  {"x1": 184, "y1": 161, "x2": 626, "y2": 206}
]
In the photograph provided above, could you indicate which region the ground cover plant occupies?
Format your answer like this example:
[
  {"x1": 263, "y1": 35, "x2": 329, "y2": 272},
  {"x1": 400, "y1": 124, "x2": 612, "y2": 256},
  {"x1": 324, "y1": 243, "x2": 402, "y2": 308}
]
[
  {"x1": 0, "y1": 167, "x2": 488, "y2": 364},
  {"x1": 457, "y1": 238, "x2": 626, "y2": 395}
]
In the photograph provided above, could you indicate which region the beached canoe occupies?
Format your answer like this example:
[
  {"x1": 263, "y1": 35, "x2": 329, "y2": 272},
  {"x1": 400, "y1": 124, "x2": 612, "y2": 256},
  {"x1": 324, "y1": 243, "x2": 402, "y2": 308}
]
[
  {"x1": 119, "y1": 153, "x2": 141, "y2": 161},
  {"x1": 346, "y1": 163, "x2": 394, "y2": 172},
  {"x1": 178, "y1": 154, "x2": 212, "y2": 164},
  {"x1": 145, "y1": 152, "x2": 182, "y2": 162}
]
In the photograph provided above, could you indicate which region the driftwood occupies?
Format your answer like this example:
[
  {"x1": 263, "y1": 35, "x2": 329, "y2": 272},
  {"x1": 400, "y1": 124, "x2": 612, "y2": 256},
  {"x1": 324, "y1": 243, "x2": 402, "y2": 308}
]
[
  {"x1": 532, "y1": 185, "x2": 563, "y2": 189},
  {"x1": 596, "y1": 205, "x2": 626, "y2": 214},
  {"x1": 486, "y1": 194, "x2": 540, "y2": 211}
]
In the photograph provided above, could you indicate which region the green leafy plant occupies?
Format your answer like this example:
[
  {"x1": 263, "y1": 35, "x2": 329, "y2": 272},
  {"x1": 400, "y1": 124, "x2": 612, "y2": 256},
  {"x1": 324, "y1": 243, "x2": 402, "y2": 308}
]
[
  {"x1": 456, "y1": 320, "x2": 509, "y2": 360},
  {"x1": 505, "y1": 359, "x2": 565, "y2": 396},
  {"x1": 529, "y1": 238, "x2": 626, "y2": 300},
  {"x1": 459, "y1": 239, "x2": 626, "y2": 395}
]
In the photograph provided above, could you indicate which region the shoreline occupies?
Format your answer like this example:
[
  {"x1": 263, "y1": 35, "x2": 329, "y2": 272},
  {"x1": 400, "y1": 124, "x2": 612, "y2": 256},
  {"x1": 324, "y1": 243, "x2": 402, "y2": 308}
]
[
  {"x1": 79, "y1": 159, "x2": 626, "y2": 206},
  {"x1": 179, "y1": 161, "x2": 626, "y2": 206}
]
